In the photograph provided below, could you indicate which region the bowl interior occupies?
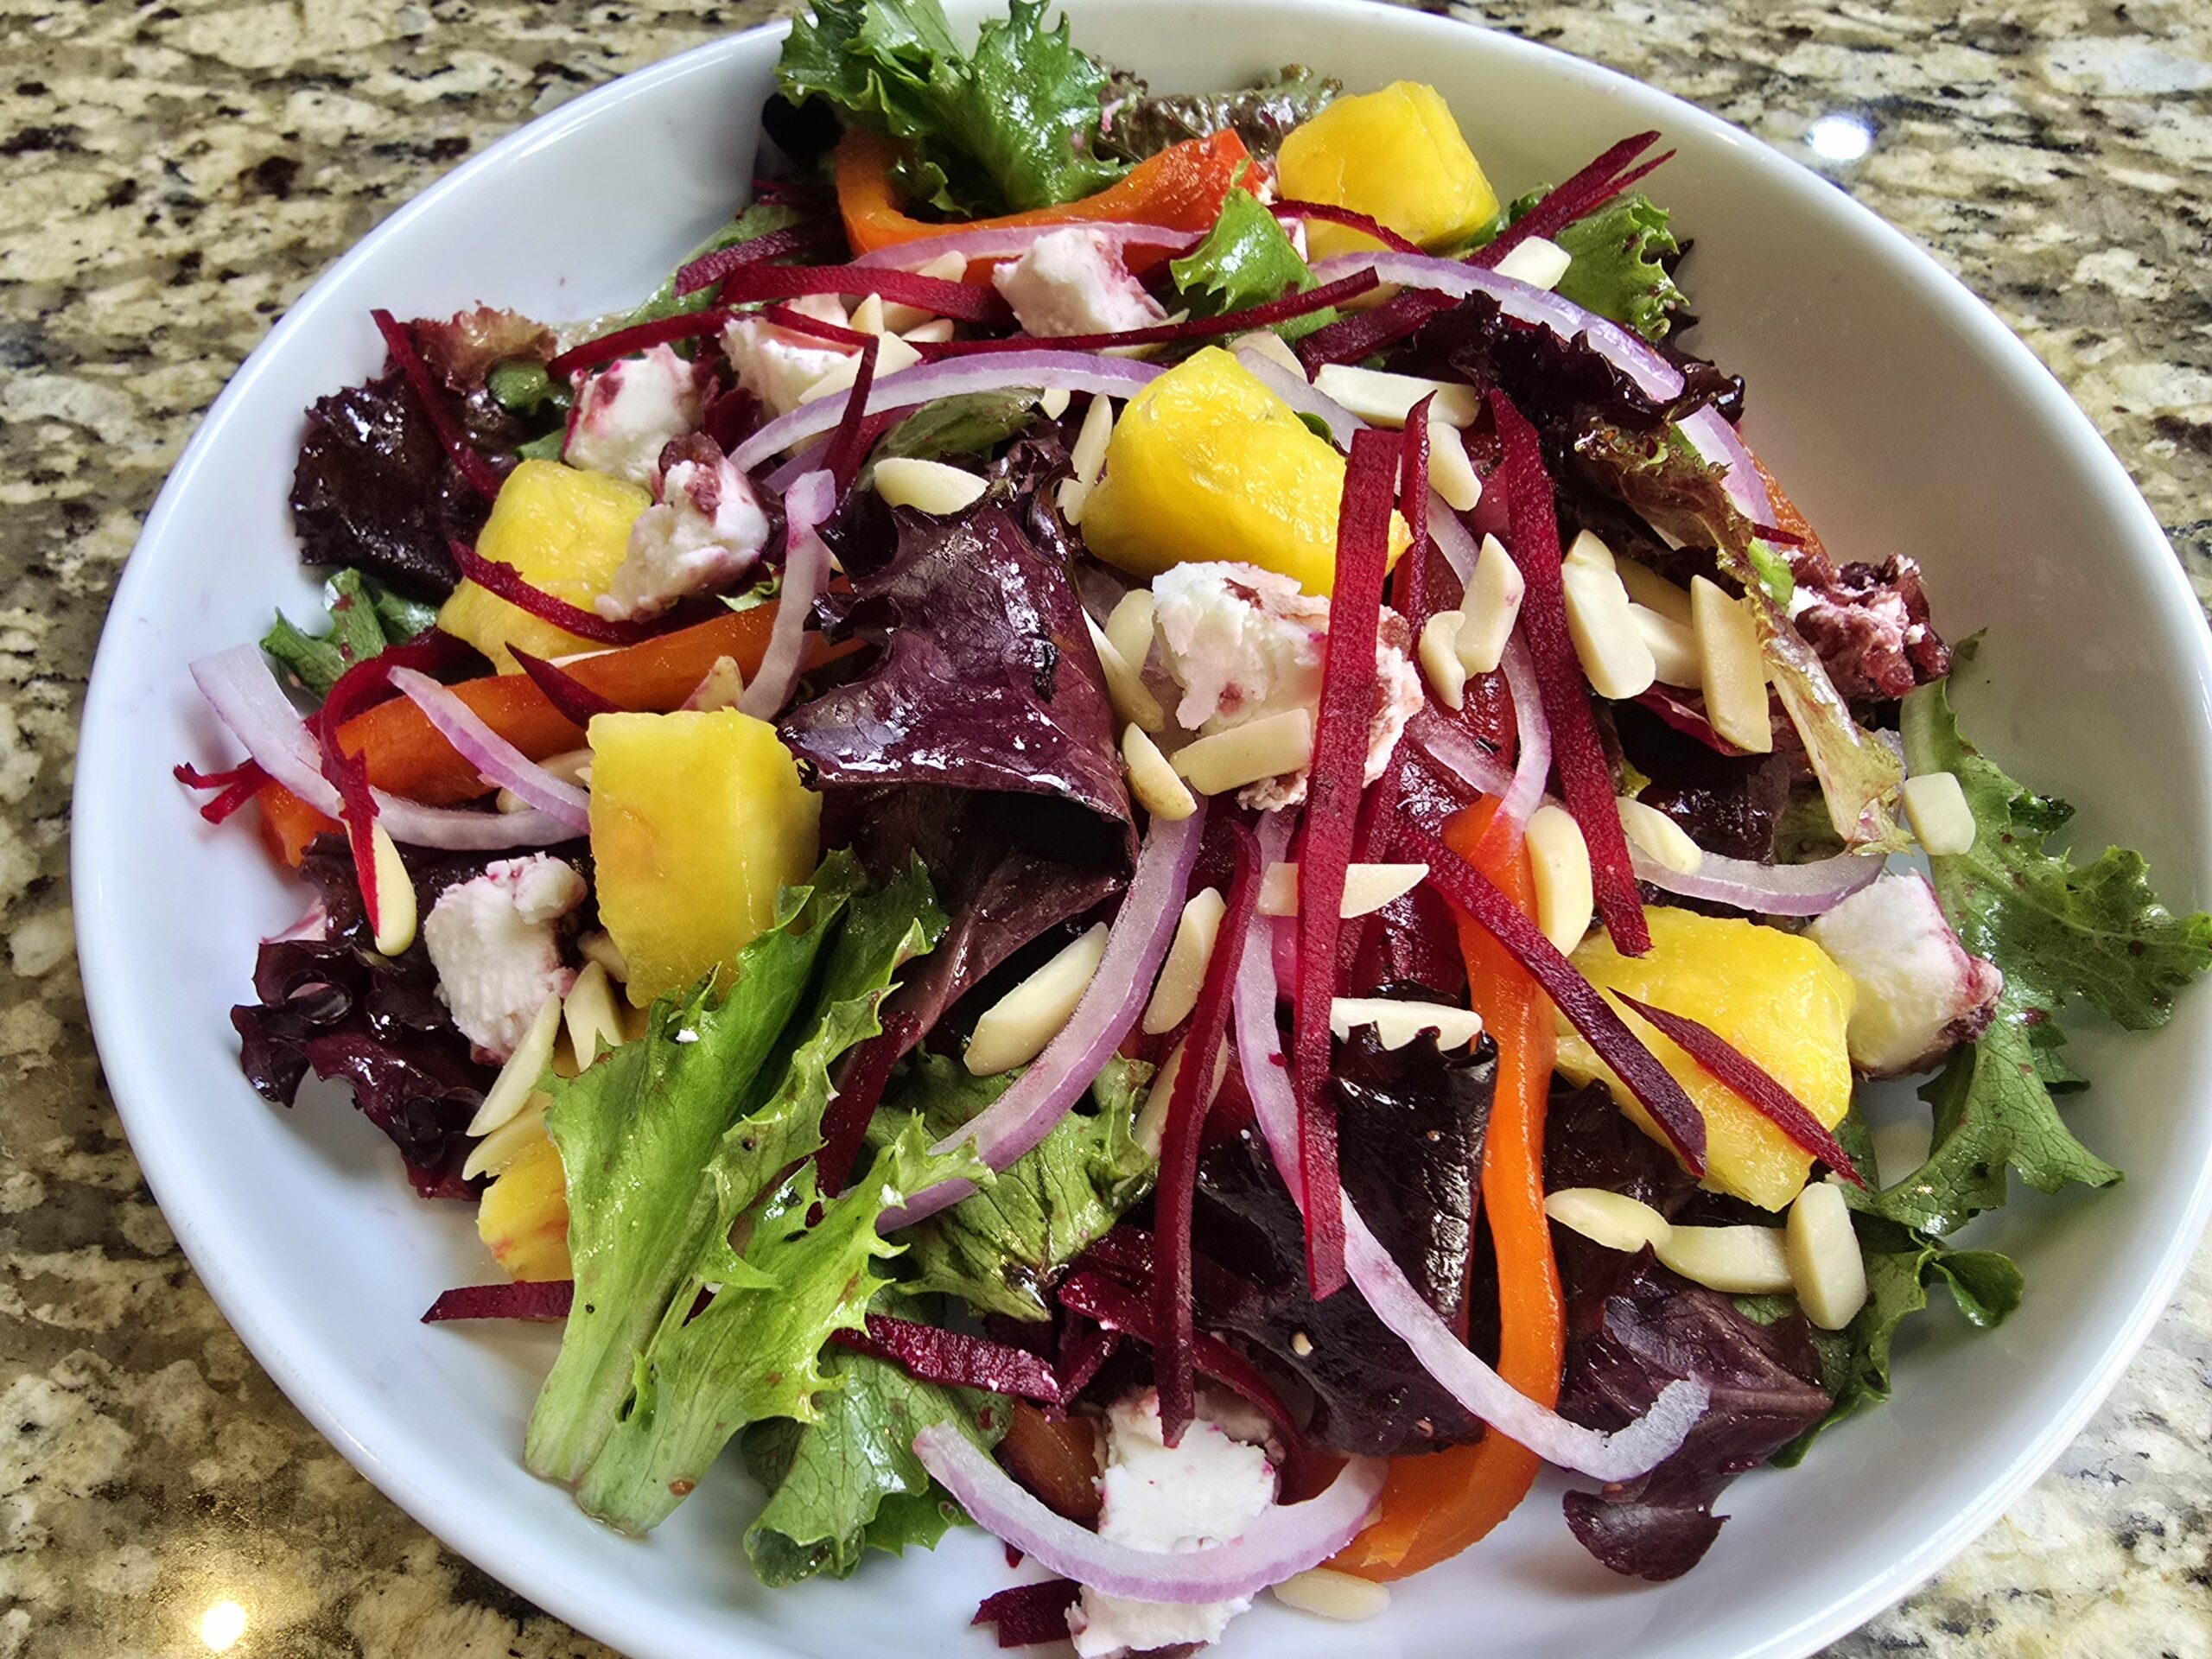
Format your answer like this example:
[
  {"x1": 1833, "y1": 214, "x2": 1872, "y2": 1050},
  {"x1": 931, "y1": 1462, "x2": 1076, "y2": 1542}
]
[{"x1": 74, "y1": 5, "x2": 2212, "y2": 1659}]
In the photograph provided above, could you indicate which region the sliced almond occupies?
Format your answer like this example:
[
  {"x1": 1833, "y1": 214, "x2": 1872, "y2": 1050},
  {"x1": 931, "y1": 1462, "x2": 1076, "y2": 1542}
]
[
  {"x1": 1426, "y1": 421, "x2": 1483, "y2": 512},
  {"x1": 1656, "y1": 1224, "x2": 1795, "y2": 1294},
  {"x1": 1617, "y1": 796, "x2": 1703, "y2": 875},
  {"x1": 1256, "y1": 861, "x2": 1429, "y2": 919},
  {"x1": 965, "y1": 923, "x2": 1110, "y2": 1076},
  {"x1": 1171, "y1": 709, "x2": 1314, "y2": 797},
  {"x1": 1134, "y1": 1033, "x2": 1228, "y2": 1156},
  {"x1": 849, "y1": 293, "x2": 887, "y2": 335},
  {"x1": 462, "y1": 1089, "x2": 552, "y2": 1182},
  {"x1": 1560, "y1": 530, "x2": 1656, "y2": 700},
  {"x1": 360, "y1": 821, "x2": 416, "y2": 957},
  {"x1": 1455, "y1": 534, "x2": 1525, "y2": 677},
  {"x1": 1525, "y1": 803, "x2": 1594, "y2": 956},
  {"x1": 1230, "y1": 328, "x2": 1306, "y2": 378},
  {"x1": 1271, "y1": 1568, "x2": 1391, "y2": 1622},
  {"x1": 1690, "y1": 575, "x2": 1773, "y2": 753},
  {"x1": 1787, "y1": 1181, "x2": 1869, "y2": 1330},
  {"x1": 1543, "y1": 1186, "x2": 1674, "y2": 1253},
  {"x1": 578, "y1": 928, "x2": 628, "y2": 983},
  {"x1": 1491, "y1": 234, "x2": 1573, "y2": 290},
  {"x1": 1328, "y1": 996, "x2": 1483, "y2": 1052},
  {"x1": 1617, "y1": 558, "x2": 1694, "y2": 624},
  {"x1": 563, "y1": 959, "x2": 625, "y2": 1069},
  {"x1": 1122, "y1": 724, "x2": 1196, "y2": 821},
  {"x1": 1901, "y1": 771, "x2": 1975, "y2": 856},
  {"x1": 468, "y1": 990, "x2": 563, "y2": 1135},
  {"x1": 874, "y1": 456, "x2": 989, "y2": 515},
  {"x1": 1104, "y1": 588, "x2": 1156, "y2": 678},
  {"x1": 1630, "y1": 602, "x2": 1700, "y2": 688},
  {"x1": 1313, "y1": 363, "x2": 1481, "y2": 429},
  {"x1": 1143, "y1": 888, "x2": 1227, "y2": 1035},
  {"x1": 1419, "y1": 611, "x2": 1469, "y2": 710},
  {"x1": 899, "y1": 316, "x2": 956, "y2": 344},
  {"x1": 798, "y1": 331, "x2": 923, "y2": 403},
  {"x1": 877, "y1": 251, "x2": 965, "y2": 329},
  {"x1": 1085, "y1": 614, "x2": 1166, "y2": 733},
  {"x1": 1039, "y1": 385, "x2": 1071, "y2": 419},
  {"x1": 1070, "y1": 392, "x2": 1116, "y2": 486}
]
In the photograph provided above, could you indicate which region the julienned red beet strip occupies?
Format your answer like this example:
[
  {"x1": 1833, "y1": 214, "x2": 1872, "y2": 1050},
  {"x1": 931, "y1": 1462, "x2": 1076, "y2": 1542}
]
[
  {"x1": 1613, "y1": 992, "x2": 1866, "y2": 1187},
  {"x1": 1486, "y1": 390, "x2": 1651, "y2": 956},
  {"x1": 547, "y1": 266, "x2": 1009, "y2": 378},
  {"x1": 1056, "y1": 1271, "x2": 1307, "y2": 1495},
  {"x1": 759, "y1": 302, "x2": 879, "y2": 351},
  {"x1": 831, "y1": 1313, "x2": 1062, "y2": 1405},
  {"x1": 1073, "y1": 1224, "x2": 1269, "y2": 1325},
  {"x1": 1397, "y1": 822, "x2": 1707, "y2": 1171},
  {"x1": 812, "y1": 1013, "x2": 916, "y2": 1196},
  {"x1": 1269, "y1": 199, "x2": 1425, "y2": 255},
  {"x1": 674, "y1": 222, "x2": 847, "y2": 296},
  {"x1": 1472, "y1": 132, "x2": 1666, "y2": 269},
  {"x1": 973, "y1": 1580, "x2": 1080, "y2": 1648},
  {"x1": 508, "y1": 646, "x2": 622, "y2": 727},
  {"x1": 448, "y1": 539, "x2": 664, "y2": 647},
  {"x1": 175, "y1": 758, "x2": 270, "y2": 824},
  {"x1": 422, "y1": 1279, "x2": 577, "y2": 1322},
  {"x1": 1154, "y1": 819, "x2": 1260, "y2": 1446},
  {"x1": 1053, "y1": 1319, "x2": 1119, "y2": 1407},
  {"x1": 370, "y1": 309, "x2": 505, "y2": 500},
  {"x1": 1294, "y1": 285, "x2": 1452, "y2": 372},
  {"x1": 1292, "y1": 426, "x2": 1401, "y2": 1300},
  {"x1": 820, "y1": 336, "x2": 882, "y2": 504},
  {"x1": 912, "y1": 268, "x2": 1378, "y2": 359}
]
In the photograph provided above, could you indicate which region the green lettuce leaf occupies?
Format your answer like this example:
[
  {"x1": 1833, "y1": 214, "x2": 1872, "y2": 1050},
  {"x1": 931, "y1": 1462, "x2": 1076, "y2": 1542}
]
[
  {"x1": 1578, "y1": 423, "x2": 1908, "y2": 849},
  {"x1": 879, "y1": 1052, "x2": 1154, "y2": 1320},
  {"x1": 741, "y1": 1344, "x2": 1007, "y2": 1586},
  {"x1": 1775, "y1": 1212, "x2": 2022, "y2": 1464},
  {"x1": 871, "y1": 389, "x2": 1045, "y2": 475},
  {"x1": 779, "y1": 0, "x2": 1122, "y2": 216},
  {"x1": 526, "y1": 856, "x2": 957, "y2": 1534},
  {"x1": 262, "y1": 569, "x2": 436, "y2": 699},
  {"x1": 1878, "y1": 645, "x2": 2212, "y2": 1234},
  {"x1": 1169, "y1": 187, "x2": 1333, "y2": 340},
  {"x1": 1550, "y1": 193, "x2": 1687, "y2": 345}
]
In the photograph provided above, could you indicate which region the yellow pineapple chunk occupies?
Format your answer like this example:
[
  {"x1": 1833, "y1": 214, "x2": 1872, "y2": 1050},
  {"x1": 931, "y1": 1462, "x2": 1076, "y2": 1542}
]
[
  {"x1": 478, "y1": 1128, "x2": 571, "y2": 1281},
  {"x1": 588, "y1": 709, "x2": 821, "y2": 1005},
  {"x1": 1080, "y1": 347, "x2": 1408, "y2": 597},
  {"x1": 437, "y1": 459, "x2": 649, "y2": 670},
  {"x1": 1556, "y1": 906, "x2": 1857, "y2": 1211},
  {"x1": 1278, "y1": 81, "x2": 1500, "y2": 262}
]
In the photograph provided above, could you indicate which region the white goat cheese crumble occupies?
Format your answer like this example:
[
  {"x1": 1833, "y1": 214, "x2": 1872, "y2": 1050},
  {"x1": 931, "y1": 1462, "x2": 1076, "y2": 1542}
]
[
  {"x1": 422, "y1": 855, "x2": 587, "y2": 1063},
  {"x1": 563, "y1": 343, "x2": 707, "y2": 486},
  {"x1": 993, "y1": 227, "x2": 1166, "y2": 339},
  {"x1": 596, "y1": 442, "x2": 771, "y2": 621}
]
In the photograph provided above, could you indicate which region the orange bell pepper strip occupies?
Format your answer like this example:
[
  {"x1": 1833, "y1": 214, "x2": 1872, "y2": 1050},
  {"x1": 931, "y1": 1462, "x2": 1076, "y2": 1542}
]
[
  {"x1": 835, "y1": 127, "x2": 1250, "y2": 275},
  {"x1": 1332, "y1": 797, "x2": 1565, "y2": 1580},
  {"x1": 250, "y1": 601, "x2": 847, "y2": 868}
]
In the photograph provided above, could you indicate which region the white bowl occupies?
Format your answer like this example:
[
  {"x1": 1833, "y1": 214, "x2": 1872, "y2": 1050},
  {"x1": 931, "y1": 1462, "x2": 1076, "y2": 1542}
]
[{"x1": 73, "y1": 4, "x2": 2212, "y2": 1657}]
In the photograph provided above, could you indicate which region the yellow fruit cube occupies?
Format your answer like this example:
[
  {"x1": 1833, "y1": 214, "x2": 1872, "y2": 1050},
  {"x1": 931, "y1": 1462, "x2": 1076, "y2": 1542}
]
[
  {"x1": 478, "y1": 1128, "x2": 572, "y2": 1281},
  {"x1": 437, "y1": 459, "x2": 650, "y2": 671},
  {"x1": 588, "y1": 709, "x2": 822, "y2": 1005},
  {"x1": 1279, "y1": 81, "x2": 1501, "y2": 263},
  {"x1": 1081, "y1": 347, "x2": 1408, "y2": 597},
  {"x1": 1555, "y1": 906, "x2": 1857, "y2": 1211}
]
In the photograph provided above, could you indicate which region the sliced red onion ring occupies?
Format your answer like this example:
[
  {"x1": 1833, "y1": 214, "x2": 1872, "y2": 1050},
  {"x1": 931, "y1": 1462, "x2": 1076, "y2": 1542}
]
[
  {"x1": 1229, "y1": 830, "x2": 1706, "y2": 1482},
  {"x1": 189, "y1": 645, "x2": 573, "y2": 849},
  {"x1": 730, "y1": 352, "x2": 1165, "y2": 474},
  {"x1": 1308, "y1": 250, "x2": 1686, "y2": 404},
  {"x1": 851, "y1": 221, "x2": 1206, "y2": 270},
  {"x1": 738, "y1": 469, "x2": 835, "y2": 720},
  {"x1": 912, "y1": 1422, "x2": 1384, "y2": 1605},
  {"x1": 1427, "y1": 504, "x2": 1479, "y2": 585},
  {"x1": 1631, "y1": 842, "x2": 1885, "y2": 916},
  {"x1": 883, "y1": 806, "x2": 1208, "y2": 1230},
  {"x1": 387, "y1": 667, "x2": 591, "y2": 832},
  {"x1": 1678, "y1": 405, "x2": 1777, "y2": 525},
  {"x1": 1496, "y1": 636, "x2": 1551, "y2": 837},
  {"x1": 1403, "y1": 705, "x2": 1514, "y2": 798}
]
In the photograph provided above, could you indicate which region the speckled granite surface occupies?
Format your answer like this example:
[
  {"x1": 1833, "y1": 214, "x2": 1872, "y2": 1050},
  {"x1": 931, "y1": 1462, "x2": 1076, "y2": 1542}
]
[{"x1": 3, "y1": 1, "x2": 2209, "y2": 1654}]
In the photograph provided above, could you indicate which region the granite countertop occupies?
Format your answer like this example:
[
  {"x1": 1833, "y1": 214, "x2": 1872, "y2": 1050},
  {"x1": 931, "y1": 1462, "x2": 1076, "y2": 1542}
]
[{"x1": 3, "y1": 0, "x2": 2209, "y2": 1653}]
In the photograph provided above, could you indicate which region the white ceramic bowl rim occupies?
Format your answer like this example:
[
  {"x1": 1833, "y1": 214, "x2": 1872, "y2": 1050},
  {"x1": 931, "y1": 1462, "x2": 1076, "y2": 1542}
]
[{"x1": 73, "y1": 8, "x2": 2212, "y2": 1659}]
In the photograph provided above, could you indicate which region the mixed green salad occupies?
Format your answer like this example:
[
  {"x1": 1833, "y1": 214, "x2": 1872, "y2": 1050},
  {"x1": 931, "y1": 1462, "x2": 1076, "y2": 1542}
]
[{"x1": 177, "y1": 0, "x2": 2210, "y2": 1647}]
